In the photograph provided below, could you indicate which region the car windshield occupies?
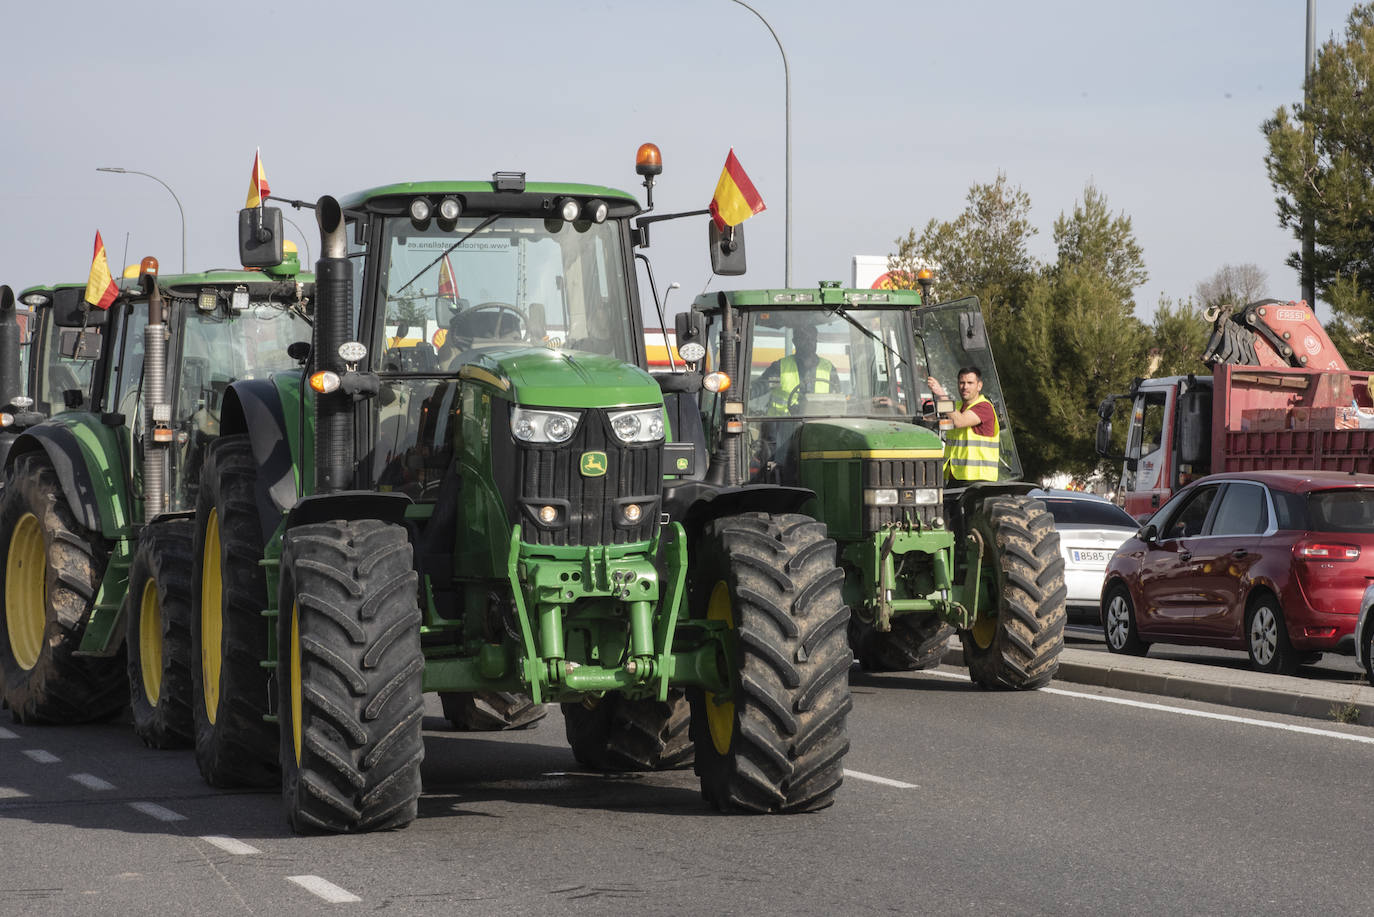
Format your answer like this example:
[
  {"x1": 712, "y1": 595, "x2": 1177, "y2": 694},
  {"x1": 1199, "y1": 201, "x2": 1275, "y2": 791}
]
[
  {"x1": 743, "y1": 307, "x2": 917, "y2": 418},
  {"x1": 374, "y1": 215, "x2": 634, "y2": 373},
  {"x1": 1306, "y1": 489, "x2": 1374, "y2": 533},
  {"x1": 1043, "y1": 498, "x2": 1139, "y2": 528}
]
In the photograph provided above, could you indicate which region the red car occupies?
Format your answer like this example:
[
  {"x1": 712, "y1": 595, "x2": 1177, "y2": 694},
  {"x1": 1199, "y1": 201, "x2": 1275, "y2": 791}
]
[{"x1": 1100, "y1": 470, "x2": 1374, "y2": 674}]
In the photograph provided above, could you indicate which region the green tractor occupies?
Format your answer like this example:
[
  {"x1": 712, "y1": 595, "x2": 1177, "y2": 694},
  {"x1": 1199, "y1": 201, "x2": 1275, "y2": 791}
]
[
  {"x1": 195, "y1": 150, "x2": 852, "y2": 832},
  {"x1": 0, "y1": 256, "x2": 313, "y2": 741},
  {"x1": 669, "y1": 284, "x2": 1065, "y2": 689}
]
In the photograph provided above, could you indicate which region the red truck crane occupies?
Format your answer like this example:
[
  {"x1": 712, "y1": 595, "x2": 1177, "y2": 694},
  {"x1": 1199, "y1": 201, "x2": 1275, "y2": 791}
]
[{"x1": 1097, "y1": 299, "x2": 1374, "y2": 519}]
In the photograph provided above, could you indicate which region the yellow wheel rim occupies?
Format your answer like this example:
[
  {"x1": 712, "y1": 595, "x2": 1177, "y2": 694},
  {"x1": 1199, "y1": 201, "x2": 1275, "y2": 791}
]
[
  {"x1": 971, "y1": 612, "x2": 997, "y2": 650},
  {"x1": 290, "y1": 601, "x2": 303, "y2": 765},
  {"x1": 200, "y1": 508, "x2": 223, "y2": 724},
  {"x1": 5, "y1": 513, "x2": 47, "y2": 671},
  {"x1": 139, "y1": 577, "x2": 163, "y2": 705},
  {"x1": 705, "y1": 580, "x2": 736, "y2": 756}
]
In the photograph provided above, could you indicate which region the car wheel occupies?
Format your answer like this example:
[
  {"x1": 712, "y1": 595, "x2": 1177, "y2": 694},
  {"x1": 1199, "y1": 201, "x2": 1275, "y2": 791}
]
[
  {"x1": 1102, "y1": 586, "x2": 1148, "y2": 656},
  {"x1": 1246, "y1": 597, "x2": 1298, "y2": 676},
  {"x1": 1363, "y1": 622, "x2": 1374, "y2": 685}
]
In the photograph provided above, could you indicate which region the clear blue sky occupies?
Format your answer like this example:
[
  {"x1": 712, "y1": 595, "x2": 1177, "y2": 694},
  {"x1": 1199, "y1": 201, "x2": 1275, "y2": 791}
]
[{"x1": 1, "y1": 1, "x2": 1352, "y2": 323}]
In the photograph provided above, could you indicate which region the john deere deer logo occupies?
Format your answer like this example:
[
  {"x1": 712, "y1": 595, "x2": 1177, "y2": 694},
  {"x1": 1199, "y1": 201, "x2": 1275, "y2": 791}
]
[{"x1": 579, "y1": 451, "x2": 607, "y2": 477}]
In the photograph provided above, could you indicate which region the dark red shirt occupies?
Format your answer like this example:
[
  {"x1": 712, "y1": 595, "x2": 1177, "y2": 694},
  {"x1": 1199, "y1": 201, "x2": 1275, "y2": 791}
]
[{"x1": 962, "y1": 399, "x2": 997, "y2": 437}]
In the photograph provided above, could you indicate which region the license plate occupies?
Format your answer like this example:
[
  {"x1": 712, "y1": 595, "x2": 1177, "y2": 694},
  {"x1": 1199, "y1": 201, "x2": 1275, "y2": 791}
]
[{"x1": 1070, "y1": 549, "x2": 1113, "y2": 564}]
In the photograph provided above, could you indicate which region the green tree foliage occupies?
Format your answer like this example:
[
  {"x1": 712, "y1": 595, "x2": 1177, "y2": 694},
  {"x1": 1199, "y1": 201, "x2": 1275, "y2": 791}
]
[
  {"x1": 1149, "y1": 296, "x2": 1212, "y2": 377},
  {"x1": 1050, "y1": 182, "x2": 1148, "y2": 308},
  {"x1": 1263, "y1": 4, "x2": 1374, "y2": 368},
  {"x1": 887, "y1": 173, "x2": 1038, "y2": 321}
]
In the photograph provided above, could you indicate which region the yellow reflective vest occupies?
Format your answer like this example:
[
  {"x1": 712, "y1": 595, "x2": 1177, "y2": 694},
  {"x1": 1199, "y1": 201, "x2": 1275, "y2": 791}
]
[
  {"x1": 945, "y1": 394, "x2": 1000, "y2": 481},
  {"x1": 767, "y1": 355, "x2": 833, "y2": 415}
]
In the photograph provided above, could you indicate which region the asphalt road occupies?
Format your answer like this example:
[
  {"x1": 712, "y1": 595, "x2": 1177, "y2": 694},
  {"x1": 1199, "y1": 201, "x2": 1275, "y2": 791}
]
[{"x1": 3, "y1": 675, "x2": 1372, "y2": 917}]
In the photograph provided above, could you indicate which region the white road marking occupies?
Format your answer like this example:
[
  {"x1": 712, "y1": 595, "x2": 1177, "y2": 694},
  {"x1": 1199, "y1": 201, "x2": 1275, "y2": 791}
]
[
  {"x1": 0, "y1": 787, "x2": 29, "y2": 798},
  {"x1": 69, "y1": 773, "x2": 115, "y2": 791},
  {"x1": 844, "y1": 769, "x2": 919, "y2": 789},
  {"x1": 128, "y1": 801, "x2": 186, "y2": 822},
  {"x1": 0, "y1": 727, "x2": 17, "y2": 739},
  {"x1": 921, "y1": 668, "x2": 1374, "y2": 744},
  {"x1": 201, "y1": 835, "x2": 262, "y2": 856},
  {"x1": 22, "y1": 749, "x2": 59, "y2": 764},
  {"x1": 288, "y1": 875, "x2": 362, "y2": 904}
]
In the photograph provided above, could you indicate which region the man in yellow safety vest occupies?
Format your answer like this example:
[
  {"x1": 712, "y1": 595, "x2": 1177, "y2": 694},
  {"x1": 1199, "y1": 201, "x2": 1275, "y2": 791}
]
[
  {"x1": 927, "y1": 366, "x2": 1000, "y2": 483},
  {"x1": 758, "y1": 324, "x2": 839, "y2": 416}
]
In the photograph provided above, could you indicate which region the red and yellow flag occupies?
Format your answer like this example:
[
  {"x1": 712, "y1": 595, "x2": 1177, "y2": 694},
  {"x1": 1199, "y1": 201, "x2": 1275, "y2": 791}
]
[
  {"x1": 245, "y1": 147, "x2": 271, "y2": 208},
  {"x1": 709, "y1": 149, "x2": 766, "y2": 231},
  {"x1": 438, "y1": 254, "x2": 459, "y2": 303},
  {"x1": 84, "y1": 231, "x2": 119, "y2": 310}
]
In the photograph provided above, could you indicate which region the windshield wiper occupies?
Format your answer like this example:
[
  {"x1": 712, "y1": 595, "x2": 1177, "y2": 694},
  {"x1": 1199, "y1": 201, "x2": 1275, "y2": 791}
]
[
  {"x1": 394, "y1": 214, "x2": 500, "y2": 296},
  {"x1": 827, "y1": 297, "x2": 910, "y2": 370}
]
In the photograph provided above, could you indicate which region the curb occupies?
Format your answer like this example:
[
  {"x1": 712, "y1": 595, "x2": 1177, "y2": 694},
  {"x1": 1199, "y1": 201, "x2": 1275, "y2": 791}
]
[{"x1": 940, "y1": 645, "x2": 1374, "y2": 727}]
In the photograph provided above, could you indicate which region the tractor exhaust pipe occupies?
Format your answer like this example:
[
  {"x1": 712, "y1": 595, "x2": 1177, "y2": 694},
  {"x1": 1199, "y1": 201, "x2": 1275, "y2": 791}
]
[
  {"x1": 313, "y1": 196, "x2": 354, "y2": 493},
  {"x1": 140, "y1": 259, "x2": 168, "y2": 519},
  {"x1": 0, "y1": 286, "x2": 22, "y2": 409}
]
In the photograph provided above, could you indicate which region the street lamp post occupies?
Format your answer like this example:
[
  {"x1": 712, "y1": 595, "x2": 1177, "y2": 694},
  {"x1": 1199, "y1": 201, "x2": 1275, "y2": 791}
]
[
  {"x1": 96, "y1": 167, "x2": 186, "y2": 272},
  {"x1": 728, "y1": 0, "x2": 791, "y2": 287}
]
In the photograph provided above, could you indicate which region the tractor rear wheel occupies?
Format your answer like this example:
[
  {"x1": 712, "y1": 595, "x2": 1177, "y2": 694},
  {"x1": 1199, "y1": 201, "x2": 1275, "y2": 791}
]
[
  {"x1": 441, "y1": 691, "x2": 547, "y2": 731},
  {"x1": 278, "y1": 520, "x2": 424, "y2": 834},
  {"x1": 561, "y1": 690, "x2": 694, "y2": 771},
  {"x1": 191, "y1": 435, "x2": 277, "y2": 787},
  {"x1": 960, "y1": 496, "x2": 1066, "y2": 690},
  {"x1": 124, "y1": 520, "x2": 195, "y2": 748},
  {"x1": 687, "y1": 513, "x2": 851, "y2": 813},
  {"x1": 0, "y1": 451, "x2": 124, "y2": 723},
  {"x1": 850, "y1": 614, "x2": 954, "y2": 672}
]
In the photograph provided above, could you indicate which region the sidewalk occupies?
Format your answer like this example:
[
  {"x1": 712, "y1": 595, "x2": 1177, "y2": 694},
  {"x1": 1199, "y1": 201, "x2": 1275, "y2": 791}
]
[{"x1": 941, "y1": 645, "x2": 1374, "y2": 727}]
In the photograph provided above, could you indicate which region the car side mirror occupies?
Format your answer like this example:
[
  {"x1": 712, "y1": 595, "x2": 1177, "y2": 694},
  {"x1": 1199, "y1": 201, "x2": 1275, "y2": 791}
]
[{"x1": 1139, "y1": 523, "x2": 1158, "y2": 543}]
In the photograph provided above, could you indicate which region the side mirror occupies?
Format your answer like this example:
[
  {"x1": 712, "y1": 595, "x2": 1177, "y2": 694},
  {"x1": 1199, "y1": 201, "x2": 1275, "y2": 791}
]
[
  {"x1": 528, "y1": 302, "x2": 547, "y2": 341},
  {"x1": 1139, "y1": 523, "x2": 1159, "y2": 544},
  {"x1": 709, "y1": 222, "x2": 747, "y2": 276},
  {"x1": 238, "y1": 206, "x2": 285, "y2": 267},
  {"x1": 59, "y1": 328, "x2": 102, "y2": 360},
  {"x1": 1178, "y1": 389, "x2": 1212, "y2": 466},
  {"x1": 52, "y1": 287, "x2": 108, "y2": 327},
  {"x1": 1095, "y1": 418, "x2": 1114, "y2": 458}
]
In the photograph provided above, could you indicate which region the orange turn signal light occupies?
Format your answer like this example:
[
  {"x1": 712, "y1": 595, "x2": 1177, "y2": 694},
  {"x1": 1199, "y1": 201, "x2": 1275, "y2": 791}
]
[
  {"x1": 702, "y1": 371, "x2": 730, "y2": 394},
  {"x1": 309, "y1": 371, "x2": 341, "y2": 394}
]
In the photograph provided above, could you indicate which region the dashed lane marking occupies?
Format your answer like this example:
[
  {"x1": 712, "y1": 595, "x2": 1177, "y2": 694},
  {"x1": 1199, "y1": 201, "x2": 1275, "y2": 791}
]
[
  {"x1": 22, "y1": 749, "x2": 59, "y2": 764},
  {"x1": 288, "y1": 875, "x2": 362, "y2": 904},
  {"x1": 69, "y1": 773, "x2": 115, "y2": 791},
  {"x1": 0, "y1": 787, "x2": 29, "y2": 798},
  {"x1": 128, "y1": 801, "x2": 186, "y2": 822},
  {"x1": 922, "y1": 668, "x2": 1374, "y2": 744},
  {"x1": 201, "y1": 836, "x2": 262, "y2": 856},
  {"x1": 0, "y1": 727, "x2": 17, "y2": 739},
  {"x1": 843, "y1": 769, "x2": 919, "y2": 789}
]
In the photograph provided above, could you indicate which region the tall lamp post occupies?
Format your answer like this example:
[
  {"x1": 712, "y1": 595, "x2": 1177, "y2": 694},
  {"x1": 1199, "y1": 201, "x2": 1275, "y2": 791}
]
[
  {"x1": 96, "y1": 167, "x2": 186, "y2": 272},
  {"x1": 728, "y1": 0, "x2": 791, "y2": 287},
  {"x1": 1300, "y1": 0, "x2": 1315, "y2": 306}
]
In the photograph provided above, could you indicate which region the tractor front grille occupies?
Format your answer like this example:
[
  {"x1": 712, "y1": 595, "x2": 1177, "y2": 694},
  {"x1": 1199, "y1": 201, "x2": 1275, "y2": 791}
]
[
  {"x1": 515, "y1": 409, "x2": 661, "y2": 547},
  {"x1": 862, "y1": 457, "x2": 944, "y2": 532}
]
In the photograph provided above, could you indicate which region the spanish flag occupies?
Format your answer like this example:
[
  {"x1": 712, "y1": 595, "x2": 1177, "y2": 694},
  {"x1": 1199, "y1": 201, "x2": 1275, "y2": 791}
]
[
  {"x1": 438, "y1": 254, "x2": 459, "y2": 304},
  {"x1": 245, "y1": 147, "x2": 271, "y2": 209},
  {"x1": 709, "y1": 149, "x2": 766, "y2": 231},
  {"x1": 84, "y1": 231, "x2": 119, "y2": 310}
]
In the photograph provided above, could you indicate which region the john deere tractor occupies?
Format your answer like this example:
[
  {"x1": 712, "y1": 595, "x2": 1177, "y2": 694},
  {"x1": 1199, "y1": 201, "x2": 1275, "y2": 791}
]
[
  {"x1": 669, "y1": 284, "x2": 1065, "y2": 689},
  {"x1": 0, "y1": 256, "x2": 312, "y2": 740},
  {"x1": 193, "y1": 149, "x2": 851, "y2": 832}
]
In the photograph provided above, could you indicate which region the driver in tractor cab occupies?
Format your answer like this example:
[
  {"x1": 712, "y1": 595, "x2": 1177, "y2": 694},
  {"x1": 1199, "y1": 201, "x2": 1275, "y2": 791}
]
[
  {"x1": 754, "y1": 324, "x2": 840, "y2": 415},
  {"x1": 928, "y1": 366, "x2": 1000, "y2": 483}
]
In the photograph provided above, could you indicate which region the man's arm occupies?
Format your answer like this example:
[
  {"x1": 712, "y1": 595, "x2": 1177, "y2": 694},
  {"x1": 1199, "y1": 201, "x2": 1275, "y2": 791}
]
[{"x1": 947, "y1": 400, "x2": 995, "y2": 432}]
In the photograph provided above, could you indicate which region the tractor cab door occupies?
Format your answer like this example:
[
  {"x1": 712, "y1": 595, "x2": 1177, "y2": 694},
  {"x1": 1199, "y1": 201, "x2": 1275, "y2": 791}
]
[{"x1": 914, "y1": 298, "x2": 1022, "y2": 481}]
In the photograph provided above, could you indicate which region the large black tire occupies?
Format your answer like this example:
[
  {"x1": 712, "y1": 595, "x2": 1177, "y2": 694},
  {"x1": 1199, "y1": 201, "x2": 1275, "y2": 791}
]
[
  {"x1": 0, "y1": 451, "x2": 125, "y2": 723},
  {"x1": 687, "y1": 513, "x2": 851, "y2": 813},
  {"x1": 124, "y1": 520, "x2": 195, "y2": 748},
  {"x1": 960, "y1": 496, "x2": 1066, "y2": 690},
  {"x1": 850, "y1": 614, "x2": 955, "y2": 672},
  {"x1": 1246, "y1": 594, "x2": 1298, "y2": 676},
  {"x1": 191, "y1": 435, "x2": 277, "y2": 787},
  {"x1": 441, "y1": 691, "x2": 547, "y2": 731},
  {"x1": 561, "y1": 689, "x2": 694, "y2": 771},
  {"x1": 278, "y1": 520, "x2": 424, "y2": 834}
]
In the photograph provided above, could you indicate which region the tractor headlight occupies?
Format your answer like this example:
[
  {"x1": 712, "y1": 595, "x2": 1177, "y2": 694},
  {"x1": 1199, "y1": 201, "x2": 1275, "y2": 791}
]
[
  {"x1": 511, "y1": 407, "x2": 580, "y2": 444},
  {"x1": 608, "y1": 408, "x2": 665, "y2": 444},
  {"x1": 864, "y1": 489, "x2": 899, "y2": 506},
  {"x1": 912, "y1": 488, "x2": 941, "y2": 506}
]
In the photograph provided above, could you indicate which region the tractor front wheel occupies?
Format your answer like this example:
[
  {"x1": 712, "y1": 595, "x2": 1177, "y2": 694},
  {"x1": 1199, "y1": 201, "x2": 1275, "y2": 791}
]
[
  {"x1": 561, "y1": 690, "x2": 694, "y2": 771},
  {"x1": 278, "y1": 520, "x2": 424, "y2": 834},
  {"x1": 850, "y1": 614, "x2": 954, "y2": 672},
  {"x1": 124, "y1": 520, "x2": 195, "y2": 748},
  {"x1": 687, "y1": 513, "x2": 851, "y2": 813},
  {"x1": 960, "y1": 496, "x2": 1066, "y2": 690},
  {"x1": 0, "y1": 451, "x2": 124, "y2": 723},
  {"x1": 441, "y1": 691, "x2": 547, "y2": 731}
]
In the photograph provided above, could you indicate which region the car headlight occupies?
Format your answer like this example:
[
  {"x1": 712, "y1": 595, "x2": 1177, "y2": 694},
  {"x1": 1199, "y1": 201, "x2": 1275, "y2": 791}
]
[
  {"x1": 608, "y1": 407, "x2": 665, "y2": 444},
  {"x1": 511, "y1": 407, "x2": 581, "y2": 444}
]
